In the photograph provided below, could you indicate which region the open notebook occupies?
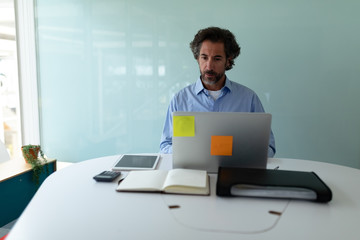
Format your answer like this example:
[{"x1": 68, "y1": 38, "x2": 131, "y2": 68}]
[{"x1": 116, "y1": 169, "x2": 210, "y2": 195}]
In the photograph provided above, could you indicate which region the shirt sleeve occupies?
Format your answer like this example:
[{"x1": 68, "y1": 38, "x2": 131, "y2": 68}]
[
  {"x1": 268, "y1": 131, "x2": 276, "y2": 157},
  {"x1": 251, "y1": 93, "x2": 276, "y2": 157},
  {"x1": 159, "y1": 101, "x2": 175, "y2": 154}
]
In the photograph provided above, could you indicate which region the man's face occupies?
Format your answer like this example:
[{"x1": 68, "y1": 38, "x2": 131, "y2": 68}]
[{"x1": 198, "y1": 40, "x2": 229, "y2": 90}]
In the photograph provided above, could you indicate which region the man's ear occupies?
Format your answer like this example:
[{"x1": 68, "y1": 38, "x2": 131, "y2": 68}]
[{"x1": 226, "y1": 58, "x2": 232, "y2": 68}]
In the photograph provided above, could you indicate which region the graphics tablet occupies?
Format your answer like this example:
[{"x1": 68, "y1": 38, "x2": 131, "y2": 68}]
[{"x1": 112, "y1": 154, "x2": 160, "y2": 171}]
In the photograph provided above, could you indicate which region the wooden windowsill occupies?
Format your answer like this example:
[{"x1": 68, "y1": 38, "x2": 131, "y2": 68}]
[{"x1": 0, "y1": 158, "x2": 56, "y2": 183}]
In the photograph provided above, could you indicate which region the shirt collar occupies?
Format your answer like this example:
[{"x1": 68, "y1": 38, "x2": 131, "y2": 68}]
[{"x1": 195, "y1": 76, "x2": 232, "y2": 95}]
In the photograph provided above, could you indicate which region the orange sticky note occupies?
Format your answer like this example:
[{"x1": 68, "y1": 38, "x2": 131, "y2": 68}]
[
  {"x1": 211, "y1": 136, "x2": 233, "y2": 156},
  {"x1": 173, "y1": 116, "x2": 195, "y2": 137}
]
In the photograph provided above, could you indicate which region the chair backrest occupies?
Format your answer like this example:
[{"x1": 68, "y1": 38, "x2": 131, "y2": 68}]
[{"x1": 0, "y1": 140, "x2": 10, "y2": 162}]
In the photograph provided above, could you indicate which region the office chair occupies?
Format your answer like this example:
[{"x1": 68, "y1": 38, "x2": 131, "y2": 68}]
[
  {"x1": 0, "y1": 234, "x2": 8, "y2": 240},
  {"x1": 0, "y1": 140, "x2": 10, "y2": 162}
]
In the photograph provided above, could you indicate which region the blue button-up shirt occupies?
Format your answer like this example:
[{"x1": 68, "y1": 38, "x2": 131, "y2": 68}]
[{"x1": 160, "y1": 77, "x2": 276, "y2": 157}]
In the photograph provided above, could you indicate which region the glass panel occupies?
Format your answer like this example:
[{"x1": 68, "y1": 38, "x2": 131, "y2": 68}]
[
  {"x1": 36, "y1": 0, "x2": 360, "y2": 168},
  {"x1": 0, "y1": 0, "x2": 22, "y2": 159}
]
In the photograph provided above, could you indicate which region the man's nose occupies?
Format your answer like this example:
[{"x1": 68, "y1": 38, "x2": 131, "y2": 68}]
[{"x1": 206, "y1": 59, "x2": 214, "y2": 70}]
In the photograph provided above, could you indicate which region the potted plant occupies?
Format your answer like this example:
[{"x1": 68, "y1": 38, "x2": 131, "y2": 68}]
[{"x1": 21, "y1": 144, "x2": 49, "y2": 185}]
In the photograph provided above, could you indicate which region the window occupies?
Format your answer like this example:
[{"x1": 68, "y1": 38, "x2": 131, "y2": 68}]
[
  {"x1": 0, "y1": 0, "x2": 21, "y2": 158},
  {"x1": 0, "y1": 0, "x2": 40, "y2": 160}
]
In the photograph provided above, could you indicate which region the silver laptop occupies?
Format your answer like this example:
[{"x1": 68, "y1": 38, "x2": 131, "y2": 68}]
[{"x1": 172, "y1": 112, "x2": 272, "y2": 173}]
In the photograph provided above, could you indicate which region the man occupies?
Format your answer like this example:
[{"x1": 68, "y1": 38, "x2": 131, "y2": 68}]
[{"x1": 160, "y1": 27, "x2": 276, "y2": 157}]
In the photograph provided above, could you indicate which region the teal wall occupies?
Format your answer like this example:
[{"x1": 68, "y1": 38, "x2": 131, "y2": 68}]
[
  {"x1": 35, "y1": 0, "x2": 360, "y2": 168},
  {"x1": 0, "y1": 162, "x2": 56, "y2": 227}
]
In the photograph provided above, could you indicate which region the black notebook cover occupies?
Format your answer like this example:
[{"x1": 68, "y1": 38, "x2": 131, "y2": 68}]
[{"x1": 216, "y1": 167, "x2": 332, "y2": 202}]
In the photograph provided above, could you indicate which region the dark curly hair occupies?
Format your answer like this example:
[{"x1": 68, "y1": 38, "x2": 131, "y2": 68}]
[{"x1": 190, "y1": 27, "x2": 241, "y2": 70}]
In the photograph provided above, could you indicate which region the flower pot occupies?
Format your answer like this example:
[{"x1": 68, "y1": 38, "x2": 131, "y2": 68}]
[{"x1": 21, "y1": 145, "x2": 41, "y2": 163}]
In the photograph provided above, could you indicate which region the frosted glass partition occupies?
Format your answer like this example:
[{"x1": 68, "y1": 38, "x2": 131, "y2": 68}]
[{"x1": 36, "y1": 0, "x2": 360, "y2": 168}]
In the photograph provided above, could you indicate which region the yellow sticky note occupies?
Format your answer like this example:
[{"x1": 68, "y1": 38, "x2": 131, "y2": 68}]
[
  {"x1": 173, "y1": 116, "x2": 195, "y2": 137},
  {"x1": 211, "y1": 136, "x2": 233, "y2": 156}
]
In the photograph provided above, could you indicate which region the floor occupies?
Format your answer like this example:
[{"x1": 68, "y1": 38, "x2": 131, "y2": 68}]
[{"x1": 0, "y1": 161, "x2": 73, "y2": 238}]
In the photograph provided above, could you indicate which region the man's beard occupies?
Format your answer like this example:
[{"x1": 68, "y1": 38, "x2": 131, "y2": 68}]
[{"x1": 200, "y1": 70, "x2": 224, "y2": 86}]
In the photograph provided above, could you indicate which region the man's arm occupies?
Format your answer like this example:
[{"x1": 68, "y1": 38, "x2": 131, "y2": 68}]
[
  {"x1": 268, "y1": 131, "x2": 276, "y2": 157},
  {"x1": 251, "y1": 94, "x2": 276, "y2": 157},
  {"x1": 159, "y1": 106, "x2": 174, "y2": 153}
]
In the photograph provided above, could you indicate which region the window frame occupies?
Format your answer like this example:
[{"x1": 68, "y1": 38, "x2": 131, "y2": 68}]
[{"x1": 14, "y1": 0, "x2": 40, "y2": 145}]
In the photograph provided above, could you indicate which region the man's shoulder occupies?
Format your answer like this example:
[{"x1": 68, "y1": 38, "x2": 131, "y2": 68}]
[
  {"x1": 169, "y1": 82, "x2": 197, "y2": 110},
  {"x1": 227, "y1": 79, "x2": 256, "y2": 95},
  {"x1": 174, "y1": 82, "x2": 197, "y2": 96}
]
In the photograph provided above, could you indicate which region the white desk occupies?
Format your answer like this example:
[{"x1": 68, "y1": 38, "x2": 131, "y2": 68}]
[{"x1": 6, "y1": 155, "x2": 360, "y2": 240}]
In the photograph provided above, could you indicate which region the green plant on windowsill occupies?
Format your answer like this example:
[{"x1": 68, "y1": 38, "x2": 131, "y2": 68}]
[{"x1": 21, "y1": 144, "x2": 49, "y2": 185}]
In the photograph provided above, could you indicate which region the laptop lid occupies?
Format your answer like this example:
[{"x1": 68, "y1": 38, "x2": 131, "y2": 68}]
[{"x1": 172, "y1": 112, "x2": 272, "y2": 173}]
